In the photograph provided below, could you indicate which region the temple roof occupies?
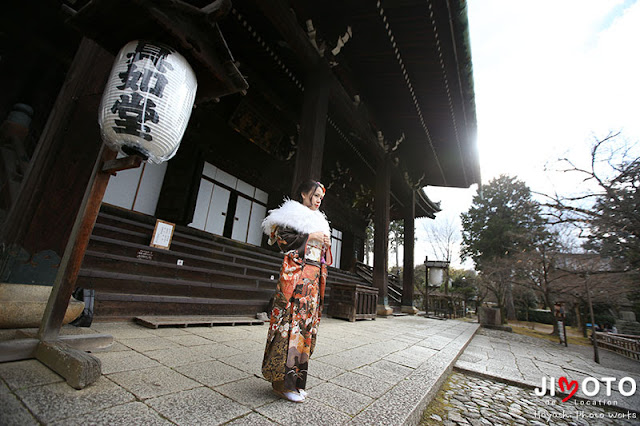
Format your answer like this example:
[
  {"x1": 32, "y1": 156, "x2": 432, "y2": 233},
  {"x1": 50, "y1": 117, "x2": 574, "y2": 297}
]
[
  {"x1": 298, "y1": 0, "x2": 480, "y2": 189},
  {"x1": 50, "y1": 0, "x2": 480, "y2": 220}
]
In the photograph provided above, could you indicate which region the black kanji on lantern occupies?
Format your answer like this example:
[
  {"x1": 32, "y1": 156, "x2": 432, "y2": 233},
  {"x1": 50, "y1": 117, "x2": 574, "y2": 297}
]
[
  {"x1": 111, "y1": 92, "x2": 159, "y2": 141},
  {"x1": 117, "y1": 65, "x2": 169, "y2": 98},
  {"x1": 126, "y1": 42, "x2": 174, "y2": 73},
  {"x1": 111, "y1": 41, "x2": 174, "y2": 140}
]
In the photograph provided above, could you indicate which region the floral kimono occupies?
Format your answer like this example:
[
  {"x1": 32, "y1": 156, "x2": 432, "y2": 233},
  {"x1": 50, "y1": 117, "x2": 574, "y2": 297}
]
[{"x1": 261, "y1": 199, "x2": 331, "y2": 391}]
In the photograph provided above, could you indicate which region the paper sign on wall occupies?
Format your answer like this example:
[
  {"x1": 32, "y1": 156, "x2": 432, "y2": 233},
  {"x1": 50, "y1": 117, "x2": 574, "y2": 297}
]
[{"x1": 150, "y1": 219, "x2": 175, "y2": 250}]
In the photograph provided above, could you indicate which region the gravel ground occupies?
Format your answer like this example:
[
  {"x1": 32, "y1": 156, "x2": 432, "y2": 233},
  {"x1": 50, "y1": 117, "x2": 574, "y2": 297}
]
[
  {"x1": 420, "y1": 371, "x2": 639, "y2": 426},
  {"x1": 421, "y1": 326, "x2": 640, "y2": 425}
]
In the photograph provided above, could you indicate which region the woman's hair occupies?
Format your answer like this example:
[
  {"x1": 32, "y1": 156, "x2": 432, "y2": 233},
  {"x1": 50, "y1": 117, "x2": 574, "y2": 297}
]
[{"x1": 295, "y1": 179, "x2": 326, "y2": 202}]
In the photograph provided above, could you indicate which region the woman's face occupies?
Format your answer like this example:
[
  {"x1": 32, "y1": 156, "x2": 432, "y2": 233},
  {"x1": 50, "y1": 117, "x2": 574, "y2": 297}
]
[{"x1": 301, "y1": 186, "x2": 324, "y2": 211}]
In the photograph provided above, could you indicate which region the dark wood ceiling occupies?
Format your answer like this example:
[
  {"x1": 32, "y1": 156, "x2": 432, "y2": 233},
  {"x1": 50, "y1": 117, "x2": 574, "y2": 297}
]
[{"x1": 297, "y1": 0, "x2": 480, "y2": 189}]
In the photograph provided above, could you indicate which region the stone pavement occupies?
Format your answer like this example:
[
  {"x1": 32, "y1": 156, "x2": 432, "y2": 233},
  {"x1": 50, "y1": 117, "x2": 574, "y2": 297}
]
[
  {"x1": 0, "y1": 316, "x2": 478, "y2": 425},
  {"x1": 455, "y1": 328, "x2": 640, "y2": 413}
]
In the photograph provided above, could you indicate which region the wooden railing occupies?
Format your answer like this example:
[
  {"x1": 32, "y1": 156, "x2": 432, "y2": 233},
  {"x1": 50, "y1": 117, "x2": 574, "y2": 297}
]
[
  {"x1": 594, "y1": 332, "x2": 640, "y2": 361},
  {"x1": 355, "y1": 262, "x2": 402, "y2": 305},
  {"x1": 388, "y1": 273, "x2": 402, "y2": 306},
  {"x1": 431, "y1": 307, "x2": 465, "y2": 319}
]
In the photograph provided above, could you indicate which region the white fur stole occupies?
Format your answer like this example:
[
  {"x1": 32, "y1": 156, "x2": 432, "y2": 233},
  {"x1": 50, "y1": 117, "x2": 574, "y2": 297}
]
[{"x1": 261, "y1": 199, "x2": 330, "y2": 236}]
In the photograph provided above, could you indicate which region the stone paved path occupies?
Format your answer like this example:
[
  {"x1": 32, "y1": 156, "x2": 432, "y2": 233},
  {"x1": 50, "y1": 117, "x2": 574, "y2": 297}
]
[
  {"x1": 456, "y1": 328, "x2": 640, "y2": 413},
  {"x1": 0, "y1": 317, "x2": 478, "y2": 425},
  {"x1": 421, "y1": 371, "x2": 639, "y2": 426},
  {"x1": 422, "y1": 327, "x2": 640, "y2": 425}
]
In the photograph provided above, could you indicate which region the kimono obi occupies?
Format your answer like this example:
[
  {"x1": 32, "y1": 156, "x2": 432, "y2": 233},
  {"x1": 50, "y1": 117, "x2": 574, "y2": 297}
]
[{"x1": 305, "y1": 239, "x2": 324, "y2": 264}]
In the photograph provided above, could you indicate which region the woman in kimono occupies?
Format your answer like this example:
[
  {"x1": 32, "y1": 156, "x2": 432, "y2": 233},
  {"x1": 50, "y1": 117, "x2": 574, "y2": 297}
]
[{"x1": 261, "y1": 180, "x2": 332, "y2": 403}]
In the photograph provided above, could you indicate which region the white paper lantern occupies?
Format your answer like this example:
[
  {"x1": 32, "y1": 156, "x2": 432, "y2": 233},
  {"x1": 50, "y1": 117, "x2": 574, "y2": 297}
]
[
  {"x1": 428, "y1": 267, "x2": 444, "y2": 286},
  {"x1": 98, "y1": 40, "x2": 197, "y2": 164}
]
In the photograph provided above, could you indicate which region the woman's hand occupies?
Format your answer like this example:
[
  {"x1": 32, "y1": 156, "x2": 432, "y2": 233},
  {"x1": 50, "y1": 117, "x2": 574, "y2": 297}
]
[{"x1": 309, "y1": 232, "x2": 331, "y2": 248}]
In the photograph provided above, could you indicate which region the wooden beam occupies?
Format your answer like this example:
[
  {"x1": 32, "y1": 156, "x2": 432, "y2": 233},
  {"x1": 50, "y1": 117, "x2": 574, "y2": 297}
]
[
  {"x1": 373, "y1": 156, "x2": 391, "y2": 316},
  {"x1": 102, "y1": 155, "x2": 143, "y2": 174},
  {"x1": 200, "y1": 0, "x2": 232, "y2": 23},
  {"x1": 252, "y1": 0, "x2": 322, "y2": 70},
  {"x1": 38, "y1": 146, "x2": 116, "y2": 342},
  {"x1": 66, "y1": 0, "x2": 248, "y2": 103},
  {"x1": 0, "y1": 37, "x2": 115, "y2": 389},
  {"x1": 1, "y1": 38, "x2": 113, "y2": 255},
  {"x1": 253, "y1": 0, "x2": 384, "y2": 163},
  {"x1": 35, "y1": 341, "x2": 101, "y2": 390},
  {"x1": 401, "y1": 191, "x2": 417, "y2": 314},
  {"x1": 0, "y1": 334, "x2": 113, "y2": 363},
  {"x1": 291, "y1": 68, "x2": 330, "y2": 194}
]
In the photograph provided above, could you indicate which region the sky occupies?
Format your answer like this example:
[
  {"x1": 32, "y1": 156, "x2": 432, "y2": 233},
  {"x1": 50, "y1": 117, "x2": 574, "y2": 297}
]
[{"x1": 412, "y1": 0, "x2": 640, "y2": 269}]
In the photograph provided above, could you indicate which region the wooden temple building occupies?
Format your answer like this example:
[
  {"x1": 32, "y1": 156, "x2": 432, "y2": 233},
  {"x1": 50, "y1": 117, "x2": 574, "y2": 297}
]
[{"x1": 0, "y1": 0, "x2": 480, "y2": 325}]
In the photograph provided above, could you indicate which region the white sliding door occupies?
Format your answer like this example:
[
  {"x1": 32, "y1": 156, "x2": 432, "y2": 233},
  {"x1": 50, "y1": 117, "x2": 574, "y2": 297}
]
[
  {"x1": 189, "y1": 162, "x2": 268, "y2": 246},
  {"x1": 103, "y1": 153, "x2": 167, "y2": 216}
]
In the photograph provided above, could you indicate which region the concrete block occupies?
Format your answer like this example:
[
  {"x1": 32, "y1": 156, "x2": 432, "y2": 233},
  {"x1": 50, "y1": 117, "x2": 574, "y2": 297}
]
[
  {"x1": 35, "y1": 341, "x2": 101, "y2": 390},
  {"x1": 144, "y1": 345, "x2": 215, "y2": 368},
  {"x1": 329, "y1": 371, "x2": 393, "y2": 398}
]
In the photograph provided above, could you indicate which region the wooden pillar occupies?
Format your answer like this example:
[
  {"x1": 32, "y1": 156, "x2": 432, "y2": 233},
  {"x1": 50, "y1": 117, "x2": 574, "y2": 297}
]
[
  {"x1": 340, "y1": 231, "x2": 355, "y2": 272},
  {"x1": 0, "y1": 38, "x2": 114, "y2": 283},
  {"x1": 291, "y1": 68, "x2": 329, "y2": 196},
  {"x1": 0, "y1": 38, "x2": 118, "y2": 388},
  {"x1": 401, "y1": 191, "x2": 418, "y2": 314},
  {"x1": 373, "y1": 156, "x2": 392, "y2": 316}
]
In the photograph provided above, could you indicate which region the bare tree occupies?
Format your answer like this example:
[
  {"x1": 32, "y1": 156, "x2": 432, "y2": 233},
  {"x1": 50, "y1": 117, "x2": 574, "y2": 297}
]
[
  {"x1": 389, "y1": 220, "x2": 404, "y2": 270},
  {"x1": 540, "y1": 132, "x2": 640, "y2": 272},
  {"x1": 364, "y1": 221, "x2": 374, "y2": 266},
  {"x1": 509, "y1": 236, "x2": 575, "y2": 334},
  {"x1": 475, "y1": 257, "x2": 514, "y2": 324},
  {"x1": 423, "y1": 215, "x2": 459, "y2": 265}
]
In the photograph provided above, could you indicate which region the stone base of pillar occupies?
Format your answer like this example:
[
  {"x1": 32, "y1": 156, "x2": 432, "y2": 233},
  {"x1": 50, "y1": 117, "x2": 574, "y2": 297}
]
[
  {"x1": 377, "y1": 304, "x2": 393, "y2": 316},
  {"x1": 401, "y1": 305, "x2": 419, "y2": 315}
]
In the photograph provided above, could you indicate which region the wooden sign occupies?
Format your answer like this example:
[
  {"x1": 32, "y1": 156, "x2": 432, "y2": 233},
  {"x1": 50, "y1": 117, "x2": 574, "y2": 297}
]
[
  {"x1": 229, "y1": 100, "x2": 284, "y2": 157},
  {"x1": 150, "y1": 219, "x2": 175, "y2": 250}
]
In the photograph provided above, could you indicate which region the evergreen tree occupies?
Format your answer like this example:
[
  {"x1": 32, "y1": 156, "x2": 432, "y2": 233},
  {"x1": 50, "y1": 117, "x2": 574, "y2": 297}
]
[
  {"x1": 461, "y1": 175, "x2": 547, "y2": 267},
  {"x1": 461, "y1": 175, "x2": 547, "y2": 320}
]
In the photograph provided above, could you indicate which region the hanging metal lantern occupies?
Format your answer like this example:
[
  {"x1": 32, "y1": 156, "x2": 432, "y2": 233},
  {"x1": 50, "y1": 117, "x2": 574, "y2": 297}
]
[{"x1": 98, "y1": 40, "x2": 197, "y2": 164}]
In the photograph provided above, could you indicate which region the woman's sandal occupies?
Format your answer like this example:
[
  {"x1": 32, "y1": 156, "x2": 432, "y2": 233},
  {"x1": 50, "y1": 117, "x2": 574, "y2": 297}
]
[
  {"x1": 297, "y1": 388, "x2": 307, "y2": 398},
  {"x1": 272, "y1": 389, "x2": 305, "y2": 403}
]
